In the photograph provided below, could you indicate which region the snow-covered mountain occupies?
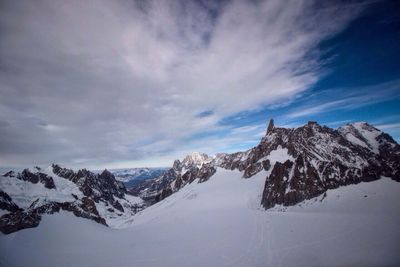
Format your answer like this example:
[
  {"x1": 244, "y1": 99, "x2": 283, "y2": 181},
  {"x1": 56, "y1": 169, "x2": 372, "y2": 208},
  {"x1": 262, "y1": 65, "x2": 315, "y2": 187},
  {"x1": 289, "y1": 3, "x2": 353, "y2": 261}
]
[
  {"x1": 0, "y1": 165, "x2": 144, "y2": 233},
  {"x1": 110, "y1": 168, "x2": 168, "y2": 188},
  {"x1": 131, "y1": 119, "x2": 399, "y2": 208}
]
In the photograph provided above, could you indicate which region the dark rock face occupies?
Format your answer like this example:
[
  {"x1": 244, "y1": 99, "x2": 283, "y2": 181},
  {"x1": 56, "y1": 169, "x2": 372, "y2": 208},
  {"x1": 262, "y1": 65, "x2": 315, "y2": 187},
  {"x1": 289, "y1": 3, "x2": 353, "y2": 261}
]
[
  {"x1": 243, "y1": 162, "x2": 263, "y2": 178},
  {"x1": 154, "y1": 154, "x2": 216, "y2": 202},
  {"x1": 261, "y1": 159, "x2": 271, "y2": 171},
  {"x1": 266, "y1": 118, "x2": 274, "y2": 134},
  {"x1": 0, "y1": 197, "x2": 107, "y2": 234},
  {"x1": 129, "y1": 168, "x2": 177, "y2": 203},
  {"x1": 258, "y1": 121, "x2": 400, "y2": 209},
  {"x1": 0, "y1": 191, "x2": 21, "y2": 212},
  {"x1": 52, "y1": 165, "x2": 127, "y2": 211},
  {"x1": 197, "y1": 163, "x2": 217, "y2": 183},
  {"x1": 0, "y1": 211, "x2": 41, "y2": 234},
  {"x1": 17, "y1": 169, "x2": 56, "y2": 189},
  {"x1": 3, "y1": 171, "x2": 15, "y2": 177}
]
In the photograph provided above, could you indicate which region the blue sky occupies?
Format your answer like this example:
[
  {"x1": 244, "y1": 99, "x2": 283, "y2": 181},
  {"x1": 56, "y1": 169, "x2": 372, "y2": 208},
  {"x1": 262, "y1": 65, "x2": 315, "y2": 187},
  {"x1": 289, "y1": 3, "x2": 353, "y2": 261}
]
[
  {"x1": 0, "y1": 0, "x2": 399, "y2": 169},
  {"x1": 206, "y1": 0, "x2": 400, "y2": 151}
]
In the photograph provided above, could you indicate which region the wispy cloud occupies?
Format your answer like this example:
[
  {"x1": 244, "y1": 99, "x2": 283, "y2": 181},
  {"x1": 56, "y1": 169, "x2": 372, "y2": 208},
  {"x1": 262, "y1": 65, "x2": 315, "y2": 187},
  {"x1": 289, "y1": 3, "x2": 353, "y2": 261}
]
[
  {"x1": 0, "y1": 0, "x2": 363, "y2": 167},
  {"x1": 284, "y1": 80, "x2": 400, "y2": 119},
  {"x1": 376, "y1": 123, "x2": 400, "y2": 130}
]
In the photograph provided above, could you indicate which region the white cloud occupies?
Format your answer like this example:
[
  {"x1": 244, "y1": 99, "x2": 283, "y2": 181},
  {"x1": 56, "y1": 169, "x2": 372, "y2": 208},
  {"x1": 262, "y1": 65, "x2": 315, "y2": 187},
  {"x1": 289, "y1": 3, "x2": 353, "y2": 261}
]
[
  {"x1": 0, "y1": 0, "x2": 362, "y2": 167},
  {"x1": 284, "y1": 80, "x2": 400, "y2": 119},
  {"x1": 376, "y1": 123, "x2": 400, "y2": 130}
]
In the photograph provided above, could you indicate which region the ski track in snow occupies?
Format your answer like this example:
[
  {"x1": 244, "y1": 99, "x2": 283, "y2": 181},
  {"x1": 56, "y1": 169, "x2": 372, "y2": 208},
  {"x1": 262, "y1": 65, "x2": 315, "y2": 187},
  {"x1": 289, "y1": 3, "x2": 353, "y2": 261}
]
[{"x1": 1, "y1": 169, "x2": 400, "y2": 267}]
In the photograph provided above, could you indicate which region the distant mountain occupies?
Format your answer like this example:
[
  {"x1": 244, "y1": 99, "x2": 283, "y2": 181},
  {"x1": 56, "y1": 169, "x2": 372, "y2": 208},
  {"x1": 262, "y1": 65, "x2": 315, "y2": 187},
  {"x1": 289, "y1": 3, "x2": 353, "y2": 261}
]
[
  {"x1": 128, "y1": 152, "x2": 215, "y2": 203},
  {"x1": 110, "y1": 168, "x2": 168, "y2": 189}
]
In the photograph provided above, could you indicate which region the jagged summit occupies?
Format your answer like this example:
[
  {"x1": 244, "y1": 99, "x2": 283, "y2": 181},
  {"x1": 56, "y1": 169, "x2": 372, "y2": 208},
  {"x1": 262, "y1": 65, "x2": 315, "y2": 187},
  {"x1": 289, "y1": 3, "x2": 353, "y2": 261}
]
[
  {"x1": 266, "y1": 118, "x2": 274, "y2": 134},
  {"x1": 181, "y1": 152, "x2": 211, "y2": 167}
]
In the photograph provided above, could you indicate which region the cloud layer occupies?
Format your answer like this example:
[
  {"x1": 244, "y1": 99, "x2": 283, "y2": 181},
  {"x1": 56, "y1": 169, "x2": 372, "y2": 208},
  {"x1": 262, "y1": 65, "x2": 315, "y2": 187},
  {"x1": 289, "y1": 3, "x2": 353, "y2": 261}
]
[{"x1": 0, "y1": 0, "x2": 362, "y2": 168}]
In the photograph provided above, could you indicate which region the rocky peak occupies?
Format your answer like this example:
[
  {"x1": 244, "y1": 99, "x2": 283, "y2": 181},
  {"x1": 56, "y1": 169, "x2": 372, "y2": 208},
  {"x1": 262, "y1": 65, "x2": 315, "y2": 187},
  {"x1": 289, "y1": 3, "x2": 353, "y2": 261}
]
[
  {"x1": 99, "y1": 169, "x2": 113, "y2": 180},
  {"x1": 173, "y1": 159, "x2": 182, "y2": 172},
  {"x1": 52, "y1": 163, "x2": 75, "y2": 179},
  {"x1": 17, "y1": 168, "x2": 56, "y2": 189},
  {"x1": 0, "y1": 191, "x2": 21, "y2": 213},
  {"x1": 306, "y1": 120, "x2": 318, "y2": 126},
  {"x1": 181, "y1": 152, "x2": 211, "y2": 167},
  {"x1": 266, "y1": 118, "x2": 274, "y2": 134},
  {"x1": 337, "y1": 122, "x2": 391, "y2": 154}
]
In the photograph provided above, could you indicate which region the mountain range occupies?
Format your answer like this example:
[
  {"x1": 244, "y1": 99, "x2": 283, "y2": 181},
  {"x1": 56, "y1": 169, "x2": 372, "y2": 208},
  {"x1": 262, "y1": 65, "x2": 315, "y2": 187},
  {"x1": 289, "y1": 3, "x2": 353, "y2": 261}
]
[{"x1": 1, "y1": 119, "x2": 399, "y2": 235}]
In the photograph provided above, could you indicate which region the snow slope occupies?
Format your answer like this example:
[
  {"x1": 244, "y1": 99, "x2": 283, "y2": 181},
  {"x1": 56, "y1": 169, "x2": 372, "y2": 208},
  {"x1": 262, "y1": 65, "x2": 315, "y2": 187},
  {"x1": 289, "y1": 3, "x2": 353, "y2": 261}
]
[{"x1": 1, "y1": 169, "x2": 399, "y2": 267}]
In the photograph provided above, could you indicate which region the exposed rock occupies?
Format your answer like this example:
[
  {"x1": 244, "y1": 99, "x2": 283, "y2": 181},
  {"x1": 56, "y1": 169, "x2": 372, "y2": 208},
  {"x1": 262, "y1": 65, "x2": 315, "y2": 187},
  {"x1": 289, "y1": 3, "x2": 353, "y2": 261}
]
[
  {"x1": 129, "y1": 168, "x2": 177, "y2": 203},
  {"x1": 0, "y1": 197, "x2": 107, "y2": 234},
  {"x1": 52, "y1": 164, "x2": 127, "y2": 211},
  {"x1": 3, "y1": 171, "x2": 15, "y2": 177},
  {"x1": 112, "y1": 200, "x2": 124, "y2": 212},
  {"x1": 197, "y1": 163, "x2": 217, "y2": 183},
  {"x1": 0, "y1": 190, "x2": 21, "y2": 212},
  {"x1": 266, "y1": 118, "x2": 274, "y2": 134},
  {"x1": 243, "y1": 162, "x2": 263, "y2": 178},
  {"x1": 0, "y1": 210, "x2": 41, "y2": 234},
  {"x1": 16, "y1": 169, "x2": 56, "y2": 189},
  {"x1": 261, "y1": 159, "x2": 271, "y2": 171},
  {"x1": 259, "y1": 121, "x2": 400, "y2": 209}
]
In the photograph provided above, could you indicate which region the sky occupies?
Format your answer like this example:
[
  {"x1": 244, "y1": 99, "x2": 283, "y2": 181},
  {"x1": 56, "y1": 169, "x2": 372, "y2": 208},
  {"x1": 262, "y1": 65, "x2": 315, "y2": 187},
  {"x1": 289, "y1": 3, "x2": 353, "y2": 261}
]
[{"x1": 0, "y1": 0, "x2": 399, "y2": 169}]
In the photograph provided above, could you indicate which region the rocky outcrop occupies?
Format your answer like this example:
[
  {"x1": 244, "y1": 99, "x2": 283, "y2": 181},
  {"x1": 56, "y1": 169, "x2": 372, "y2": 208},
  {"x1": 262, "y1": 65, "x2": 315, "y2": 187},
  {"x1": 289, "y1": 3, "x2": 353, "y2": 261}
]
[
  {"x1": 197, "y1": 163, "x2": 217, "y2": 183},
  {"x1": 0, "y1": 210, "x2": 41, "y2": 234},
  {"x1": 0, "y1": 191, "x2": 21, "y2": 212},
  {"x1": 3, "y1": 171, "x2": 15, "y2": 177},
  {"x1": 243, "y1": 162, "x2": 263, "y2": 178},
  {"x1": 0, "y1": 197, "x2": 106, "y2": 234},
  {"x1": 153, "y1": 153, "x2": 217, "y2": 202},
  {"x1": 129, "y1": 168, "x2": 177, "y2": 203},
  {"x1": 52, "y1": 165, "x2": 127, "y2": 211},
  {"x1": 16, "y1": 169, "x2": 56, "y2": 189}
]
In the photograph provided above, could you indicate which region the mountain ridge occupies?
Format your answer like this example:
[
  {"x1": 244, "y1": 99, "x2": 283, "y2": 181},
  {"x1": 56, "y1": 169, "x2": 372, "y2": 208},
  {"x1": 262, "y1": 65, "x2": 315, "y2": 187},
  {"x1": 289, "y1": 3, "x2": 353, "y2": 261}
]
[
  {"x1": 1, "y1": 119, "x2": 399, "y2": 234},
  {"x1": 132, "y1": 119, "x2": 399, "y2": 209}
]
